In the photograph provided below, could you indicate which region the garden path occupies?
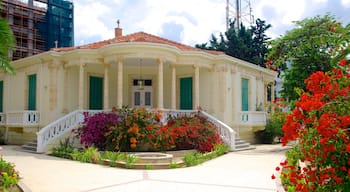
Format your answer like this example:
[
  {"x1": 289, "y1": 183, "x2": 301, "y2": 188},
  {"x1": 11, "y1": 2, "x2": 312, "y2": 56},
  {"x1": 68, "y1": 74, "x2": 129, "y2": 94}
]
[{"x1": 0, "y1": 145, "x2": 287, "y2": 192}]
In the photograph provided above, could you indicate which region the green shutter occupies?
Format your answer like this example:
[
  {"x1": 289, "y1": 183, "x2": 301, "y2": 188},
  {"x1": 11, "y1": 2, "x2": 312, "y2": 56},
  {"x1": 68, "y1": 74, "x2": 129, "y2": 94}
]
[
  {"x1": 89, "y1": 76, "x2": 103, "y2": 110},
  {"x1": 0, "y1": 81, "x2": 3, "y2": 112},
  {"x1": 180, "y1": 77, "x2": 193, "y2": 110},
  {"x1": 241, "y1": 78, "x2": 249, "y2": 111},
  {"x1": 28, "y1": 74, "x2": 37, "y2": 110}
]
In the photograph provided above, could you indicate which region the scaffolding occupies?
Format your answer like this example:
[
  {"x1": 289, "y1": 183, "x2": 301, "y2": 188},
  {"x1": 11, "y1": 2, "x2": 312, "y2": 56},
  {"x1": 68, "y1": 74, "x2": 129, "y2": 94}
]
[{"x1": 0, "y1": 0, "x2": 74, "y2": 60}]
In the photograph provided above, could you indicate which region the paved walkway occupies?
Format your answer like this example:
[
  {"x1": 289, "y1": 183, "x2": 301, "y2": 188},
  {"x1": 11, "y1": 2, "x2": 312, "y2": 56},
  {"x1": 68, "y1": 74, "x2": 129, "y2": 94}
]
[{"x1": 0, "y1": 145, "x2": 288, "y2": 192}]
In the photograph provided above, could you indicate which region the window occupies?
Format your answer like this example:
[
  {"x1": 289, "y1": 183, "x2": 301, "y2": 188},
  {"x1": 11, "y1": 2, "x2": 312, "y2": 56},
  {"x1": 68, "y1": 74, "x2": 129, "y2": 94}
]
[
  {"x1": 28, "y1": 74, "x2": 37, "y2": 110},
  {"x1": 241, "y1": 79, "x2": 249, "y2": 111}
]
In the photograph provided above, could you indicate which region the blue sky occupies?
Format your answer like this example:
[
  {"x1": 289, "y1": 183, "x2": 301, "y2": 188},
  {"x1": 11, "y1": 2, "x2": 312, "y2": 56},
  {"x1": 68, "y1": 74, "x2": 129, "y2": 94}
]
[{"x1": 73, "y1": 0, "x2": 350, "y2": 46}]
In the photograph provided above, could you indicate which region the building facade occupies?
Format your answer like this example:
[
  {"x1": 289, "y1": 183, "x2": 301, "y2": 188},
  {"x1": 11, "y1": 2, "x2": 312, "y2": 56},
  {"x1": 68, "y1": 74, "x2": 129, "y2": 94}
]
[
  {"x1": 0, "y1": 26, "x2": 276, "y2": 149},
  {"x1": 0, "y1": 0, "x2": 74, "y2": 60}
]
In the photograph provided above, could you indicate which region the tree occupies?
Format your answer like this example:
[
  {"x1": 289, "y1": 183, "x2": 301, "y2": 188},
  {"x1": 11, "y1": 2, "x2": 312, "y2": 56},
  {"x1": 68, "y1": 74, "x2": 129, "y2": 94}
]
[
  {"x1": 0, "y1": 0, "x2": 15, "y2": 74},
  {"x1": 251, "y1": 19, "x2": 271, "y2": 67},
  {"x1": 268, "y1": 14, "x2": 350, "y2": 102},
  {"x1": 195, "y1": 18, "x2": 271, "y2": 67}
]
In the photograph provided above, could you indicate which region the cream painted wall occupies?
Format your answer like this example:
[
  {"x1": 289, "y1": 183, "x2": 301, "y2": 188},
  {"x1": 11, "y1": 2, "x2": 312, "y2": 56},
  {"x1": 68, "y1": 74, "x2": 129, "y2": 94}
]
[{"x1": 199, "y1": 68, "x2": 212, "y2": 112}]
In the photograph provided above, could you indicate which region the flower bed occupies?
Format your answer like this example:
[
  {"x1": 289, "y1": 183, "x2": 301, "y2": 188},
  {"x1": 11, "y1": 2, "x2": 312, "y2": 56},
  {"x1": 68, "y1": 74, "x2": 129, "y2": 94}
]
[{"x1": 74, "y1": 107, "x2": 223, "y2": 153}]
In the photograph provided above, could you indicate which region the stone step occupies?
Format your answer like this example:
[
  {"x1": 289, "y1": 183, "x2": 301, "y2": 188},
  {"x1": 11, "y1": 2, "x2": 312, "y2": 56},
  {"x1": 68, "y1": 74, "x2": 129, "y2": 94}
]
[
  {"x1": 21, "y1": 140, "x2": 38, "y2": 153},
  {"x1": 233, "y1": 138, "x2": 255, "y2": 152}
]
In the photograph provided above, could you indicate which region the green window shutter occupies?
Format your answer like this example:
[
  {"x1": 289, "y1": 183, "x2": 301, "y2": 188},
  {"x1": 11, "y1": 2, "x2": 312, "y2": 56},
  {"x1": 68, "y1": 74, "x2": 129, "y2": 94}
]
[
  {"x1": 89, "y1": 76, "x2": 103, "y2": 110},
  {"x1": 241, "y1": 78, "x2": 249, "y2": 111},
  {"x1": 180, "y1": 77, "x2": 193, "y2": 110},
  {"x1": 28, "y1": 74, "x2": 37, "y2": 110},
  {"x1": 0, "y1": 81, "x2": 3, "y2": 112}
]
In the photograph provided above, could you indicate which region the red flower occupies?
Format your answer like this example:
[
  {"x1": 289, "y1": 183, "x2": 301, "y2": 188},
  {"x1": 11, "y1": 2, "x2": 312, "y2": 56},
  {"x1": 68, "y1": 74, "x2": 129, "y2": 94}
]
[
  {"x1": 346, "y1": 145, "x2": 350, "y2": 152},
  {"x1": 271, "y1": 174, "x2": 276, "y2": 180},
  {"x1": 275, "y1": 166, "x2": 280, "y2": 171},
  {"x1": 339, "y1": 59, "x2": 347, "y2": 66},
  {"x1": 146, "y1": 125, "x2": 153, "y2": 131}
]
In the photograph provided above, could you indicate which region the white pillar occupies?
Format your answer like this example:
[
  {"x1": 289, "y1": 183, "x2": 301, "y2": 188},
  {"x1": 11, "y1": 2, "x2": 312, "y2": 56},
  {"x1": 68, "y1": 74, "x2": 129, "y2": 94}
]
[
  {"x1": 103, "y1": 64, "x2": 109, "y2": 110},
  {"x1": 117, "y1": 60, "x2": 123, "y2": 108},
  {"x1": 78, "y1": 62, "x2": 85, "y2": 110},
  {"x1": 170, "y1": 64, "x2": 176, "y2": 109},
  {"x1": 157, "y1": 59, "x2": 164, "y2": 109},
  {"x1": 194, "y1": 64, "x2": 200, "y2": 109}
]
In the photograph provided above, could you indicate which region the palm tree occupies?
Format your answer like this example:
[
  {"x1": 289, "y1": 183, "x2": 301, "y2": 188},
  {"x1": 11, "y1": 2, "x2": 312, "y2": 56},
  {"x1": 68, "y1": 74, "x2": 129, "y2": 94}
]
[{"x1": 0, "y1": 1, "x2": 15, "y2": 74}]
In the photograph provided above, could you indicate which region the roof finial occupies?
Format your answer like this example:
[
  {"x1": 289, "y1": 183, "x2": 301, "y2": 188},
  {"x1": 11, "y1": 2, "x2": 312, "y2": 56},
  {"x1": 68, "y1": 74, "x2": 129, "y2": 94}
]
[{"x1": 117, "y1": 19, "x2": 120, "y2": 28}]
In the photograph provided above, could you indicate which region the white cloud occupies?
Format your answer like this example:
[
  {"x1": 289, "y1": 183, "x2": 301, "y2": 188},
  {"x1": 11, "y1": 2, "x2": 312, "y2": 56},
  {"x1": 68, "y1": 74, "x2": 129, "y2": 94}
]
[
  {"x1": 134, "y1": 0, "x2": 226, "y2": 45},
  {"x1": 342, "y1": 0, "x2": 350, "y2": 6},
  {"x1": 74, "y1": 1, "x2": 113, "y2": 45}
]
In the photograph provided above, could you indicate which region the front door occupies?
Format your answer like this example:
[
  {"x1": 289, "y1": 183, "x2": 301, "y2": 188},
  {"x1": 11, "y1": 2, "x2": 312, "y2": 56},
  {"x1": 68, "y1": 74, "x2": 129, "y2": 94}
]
[
  {"x1": 132, "y1": 79, "x2": 152, "y2": 108},
  {"x1": 180, "y1": 77, "x2": 193, "y2": 110},
  {"x1": 89, "y1": 76, "x2": 103, "y2": 110}
]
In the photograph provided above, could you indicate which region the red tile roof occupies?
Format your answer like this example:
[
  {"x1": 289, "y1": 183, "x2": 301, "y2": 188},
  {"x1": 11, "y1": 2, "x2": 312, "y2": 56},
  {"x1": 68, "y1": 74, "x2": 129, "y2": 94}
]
[{"x1": 51, "y1": 31, "x2": 224, "y2": 55}]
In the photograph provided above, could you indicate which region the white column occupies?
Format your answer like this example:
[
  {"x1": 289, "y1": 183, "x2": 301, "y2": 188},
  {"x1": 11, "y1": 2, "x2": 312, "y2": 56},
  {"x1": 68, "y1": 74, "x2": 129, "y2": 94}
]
[
  {"x1": 170, "y1": 64, "x2": 176, "y2": 109},
  {"x1": 157, "y1": 59, "x2": 164, "y2": 109},
  {"x1": 103, "y1": 64, "x2": 110, "y2": 110},
  {"x1": 194, "y1": 64, "x2": 200, "y2": 109},
  {"x1": 78, "y1": 62, "x2": 85, "y2": 110},
  {"x1": 117, "y1": 60, "x2": 123, "y2": 108}
]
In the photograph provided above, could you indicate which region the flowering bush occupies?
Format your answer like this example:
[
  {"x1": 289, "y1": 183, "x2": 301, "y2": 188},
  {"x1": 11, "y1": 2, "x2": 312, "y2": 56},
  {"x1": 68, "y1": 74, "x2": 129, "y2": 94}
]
[
  {"x1": 0, "y1": 155, "x2": 19, "y2": 190},
  {"x1": 75, "y1": 107, "x2": 223, "y2": 153},
  {"x1": 167, "y1": 115, "x2": 222, "y2": 152},
  {"x1": 75, "y1": 112, "x2": 120, "y2": 150},
  {"x1": 273, "y1": 59, "x2": 350, "y2": 191}
]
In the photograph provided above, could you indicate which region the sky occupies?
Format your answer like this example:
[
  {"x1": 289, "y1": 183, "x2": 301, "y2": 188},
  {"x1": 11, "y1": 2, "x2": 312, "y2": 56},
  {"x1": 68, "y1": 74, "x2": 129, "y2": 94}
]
[{"x1": 73, "y1": 0, "x2": 350, "y2": 47}]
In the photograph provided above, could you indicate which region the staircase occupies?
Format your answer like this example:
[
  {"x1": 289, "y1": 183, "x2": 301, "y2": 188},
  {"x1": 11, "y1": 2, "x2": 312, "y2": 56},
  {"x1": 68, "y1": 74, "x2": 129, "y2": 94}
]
[
  {"x1": 21, "y1": 140, "x2": 38, "y2": 153},
  {"x1": 233, "y1": 137, "x2": 255, "y2": 151}
]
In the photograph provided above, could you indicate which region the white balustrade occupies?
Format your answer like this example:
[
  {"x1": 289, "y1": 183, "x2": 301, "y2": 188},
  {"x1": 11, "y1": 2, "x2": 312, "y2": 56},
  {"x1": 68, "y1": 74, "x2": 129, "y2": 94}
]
[
  {"x1": 239, "y1": 111, "x2": 267, "y2": 126},
  {"x1": 199, "y1": 111, "x2": 236, "y2": 151},
  {"x1": 6, "y1": 111, "x2": 40, "y2": 126},
  {"x1": 36, "y1": 110, "x2": 105, "y2": 153}
]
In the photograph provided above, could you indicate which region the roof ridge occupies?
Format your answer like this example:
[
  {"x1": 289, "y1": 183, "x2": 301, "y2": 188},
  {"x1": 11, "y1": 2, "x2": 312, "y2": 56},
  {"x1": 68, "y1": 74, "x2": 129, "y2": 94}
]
[{"x1": 51, "y1": 31, "x2": 224, "y2": 55}]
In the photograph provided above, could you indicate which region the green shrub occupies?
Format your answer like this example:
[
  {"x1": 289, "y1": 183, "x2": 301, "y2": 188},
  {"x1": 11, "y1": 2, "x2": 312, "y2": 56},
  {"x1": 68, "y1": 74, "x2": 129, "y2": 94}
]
[
  {"x1": 0, "y1": 156, "x2": 19, "y2": 191},
  {"x1": 255, "y1": 102, "x2": 288, "y2": 144}
]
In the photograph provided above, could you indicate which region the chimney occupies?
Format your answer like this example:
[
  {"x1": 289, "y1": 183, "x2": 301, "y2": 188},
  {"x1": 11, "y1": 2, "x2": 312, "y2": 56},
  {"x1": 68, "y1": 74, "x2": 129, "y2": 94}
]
[{"x1": 115, "y1": 19, "x2": 122, "y2": 38}]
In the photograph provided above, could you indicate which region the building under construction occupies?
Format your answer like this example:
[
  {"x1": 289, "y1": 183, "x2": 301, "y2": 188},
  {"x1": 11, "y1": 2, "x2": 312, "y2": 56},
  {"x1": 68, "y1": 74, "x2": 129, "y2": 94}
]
[{"x1": 0, "y1": 0, "x2": 74, "y2": 60}]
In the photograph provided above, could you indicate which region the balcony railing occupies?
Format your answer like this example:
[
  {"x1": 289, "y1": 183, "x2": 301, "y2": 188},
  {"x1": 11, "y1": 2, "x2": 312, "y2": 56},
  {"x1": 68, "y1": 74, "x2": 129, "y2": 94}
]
[
  {"x1": 239, "y1": 111, "x2": 267, "y2": 126},
  {"x1": 5, "y1": 111, "x2": 40, "y2": 127}
]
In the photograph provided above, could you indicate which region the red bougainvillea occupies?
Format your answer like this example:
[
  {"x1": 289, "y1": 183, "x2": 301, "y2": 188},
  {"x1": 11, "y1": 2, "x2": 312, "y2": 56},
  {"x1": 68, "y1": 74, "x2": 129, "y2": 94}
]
[{"x1": 274, "y1": 59, "x2": 350, "y2": 191}]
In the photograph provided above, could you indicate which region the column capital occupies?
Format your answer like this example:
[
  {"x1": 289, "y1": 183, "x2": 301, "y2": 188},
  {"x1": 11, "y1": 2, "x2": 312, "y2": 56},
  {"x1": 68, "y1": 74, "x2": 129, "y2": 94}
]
[{"x1": 157, "y1": 57, "x2": 166, "y2": 65}]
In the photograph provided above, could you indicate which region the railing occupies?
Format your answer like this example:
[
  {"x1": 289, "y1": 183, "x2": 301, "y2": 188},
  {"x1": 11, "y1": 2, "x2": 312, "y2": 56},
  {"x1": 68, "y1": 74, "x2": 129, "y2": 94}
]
[
  {"x1": 0, "y1": 113, "x2": 5, "y2": 126},
  {"x1": 239, "y1": 111, "x2": 267, "y2": 126},
  {"x1": 6, "y1": 111, "x2": 40, "y2": 127},
  {"x1": 199, "y1": 111, "x2": 236, "y2": 151},
  {"x1": 36, "y1": 110, "x2": 104, "y2": 153}
]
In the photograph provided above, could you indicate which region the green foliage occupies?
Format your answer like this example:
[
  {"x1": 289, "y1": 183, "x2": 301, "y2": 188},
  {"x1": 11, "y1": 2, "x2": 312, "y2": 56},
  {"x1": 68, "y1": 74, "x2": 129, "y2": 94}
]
[
  {"x1": 0, "y1": 3, "x2": 15, "y2": 74},
  {"x1": 0, "y1": 156, "x2": 19, "y2": 191},
  {"x1": 183, "y1": 144, "x2": 229, "y2": 167},
  {"x1": 195, "y1": 18, "x2": 271, "y2": 67},
  {"x1": 71, "y1": 147, "x2": 100, "y2": 163},
  {"x1": 268, "y1": 14, "x2": 350, "y2": 101},
  {"x1": 169, "y1": 162, "x2": 179, "y2": 169},
  {"x1": 50, "y1": 138, "x2": 75, "y2": 159},
  {"x1": 125, "y1": 155, "x2": 139, "y2": 169}
]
